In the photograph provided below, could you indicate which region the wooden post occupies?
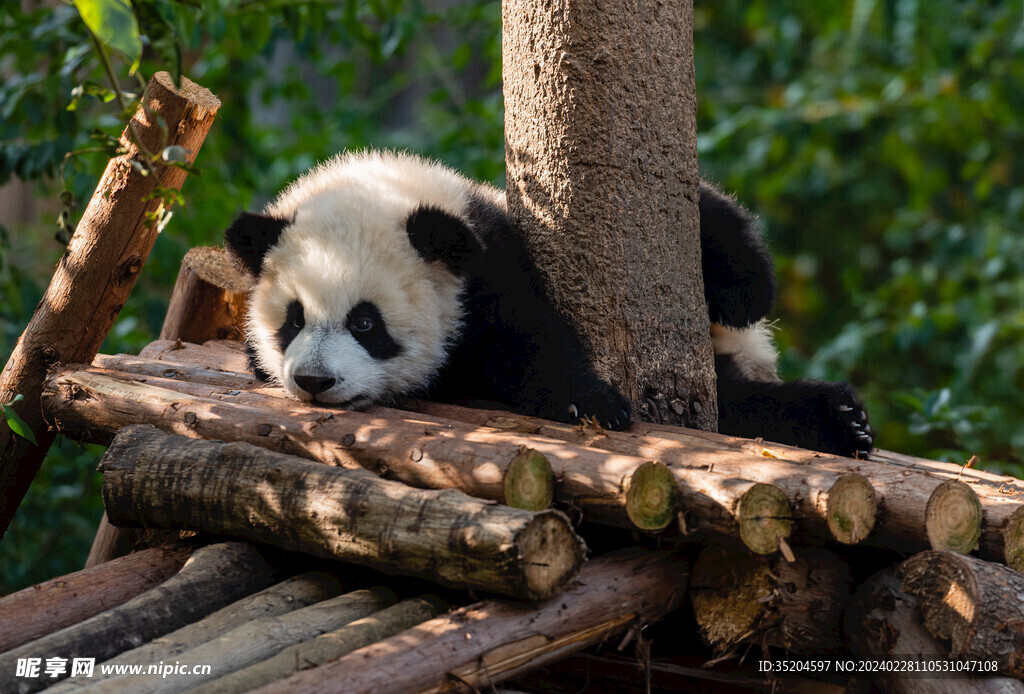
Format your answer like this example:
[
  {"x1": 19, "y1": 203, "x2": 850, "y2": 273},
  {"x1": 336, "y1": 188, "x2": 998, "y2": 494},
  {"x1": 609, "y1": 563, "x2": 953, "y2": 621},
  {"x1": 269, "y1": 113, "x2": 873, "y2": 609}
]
[
  {"x1": 0, "y1": 72, "x2": 220, "y2": 537},
  {"x1": 690, "y1": 545, "x2": 851, "y2": 654},
  {"x1": 158, "y1": 246, "x2": 251, "y2": 343}
]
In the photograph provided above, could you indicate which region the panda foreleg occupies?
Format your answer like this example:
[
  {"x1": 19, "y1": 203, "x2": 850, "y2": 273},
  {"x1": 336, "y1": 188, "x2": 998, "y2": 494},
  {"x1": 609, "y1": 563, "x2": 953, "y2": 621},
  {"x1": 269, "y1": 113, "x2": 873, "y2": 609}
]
[
  {"x1": 715, "y1": 354, "x2": 873, "y2": 458},
  {"x1": 470, "y1": 298, "x2": 633, "y2": 431},
  {"x1": 698, "y1": 183, "x2": 777, "y2": 328}
]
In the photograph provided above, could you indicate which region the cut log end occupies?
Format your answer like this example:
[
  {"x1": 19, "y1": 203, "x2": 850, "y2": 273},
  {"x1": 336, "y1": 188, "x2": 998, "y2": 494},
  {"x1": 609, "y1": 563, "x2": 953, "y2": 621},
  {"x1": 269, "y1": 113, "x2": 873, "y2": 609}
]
[
  {"x1": 826, "y1": 472, "x2": 878, "y2": 545},
  {"x1": 517, "y1": 511, "x2": 587, "y2": 600},
  {"x1": 926, "y1": 479, "x2": 982, "y2": 553},
  {"x1": 152, "y1": 71, "x2": 222, "y2": 114},
  {"x1": 1003, "y1": 506, "x2": 1024, "y2": 573},
  {"x1": 625, "y1": 461, "x2": 678, "y2": 531},
  {"x1": 737, "y1": 483, "x2": 793, "y2": 555},
  {"x1": 504, "y1": 447, "x2": 555, "y2": 511}
]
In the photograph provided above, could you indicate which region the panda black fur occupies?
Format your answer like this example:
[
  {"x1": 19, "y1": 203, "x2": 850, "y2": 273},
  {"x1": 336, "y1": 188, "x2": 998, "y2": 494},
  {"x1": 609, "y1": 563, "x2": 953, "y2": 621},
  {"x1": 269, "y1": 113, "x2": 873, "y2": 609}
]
[{"x1": 224, "y1": 150, "x2": 872, "y2": 458}]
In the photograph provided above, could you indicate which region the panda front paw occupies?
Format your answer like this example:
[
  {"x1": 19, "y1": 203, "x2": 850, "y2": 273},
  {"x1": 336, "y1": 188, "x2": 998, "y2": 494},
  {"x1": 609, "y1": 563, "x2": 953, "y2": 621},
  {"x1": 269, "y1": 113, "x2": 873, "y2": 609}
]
[
  {"x1": 815, "y1": 382, "x2": 873, "y2": 458},
  {"x1": 533, "y1": 380, "x2": 632, "y2": 431}
]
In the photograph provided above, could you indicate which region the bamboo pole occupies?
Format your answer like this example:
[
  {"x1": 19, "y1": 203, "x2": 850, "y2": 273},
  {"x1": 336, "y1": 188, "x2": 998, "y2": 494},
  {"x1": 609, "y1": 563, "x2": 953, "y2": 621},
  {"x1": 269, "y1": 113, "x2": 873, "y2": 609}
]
[{"x1": 0, "y1": 73, "x2": 219, "y2": 537}]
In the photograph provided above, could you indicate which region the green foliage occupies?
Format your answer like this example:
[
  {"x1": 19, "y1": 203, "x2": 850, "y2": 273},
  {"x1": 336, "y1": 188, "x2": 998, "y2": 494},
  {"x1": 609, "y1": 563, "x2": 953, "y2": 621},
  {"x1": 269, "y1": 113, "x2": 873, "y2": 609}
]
[
  {"x1": 2, "y1": 394, "x2": 37, "y2": 446},
  {"x1": 72, "y1": 0, "x2": 142, "y2": 72},
  {"x1": 694, "y1": 0, "x2": 1024, "y2": 474}
]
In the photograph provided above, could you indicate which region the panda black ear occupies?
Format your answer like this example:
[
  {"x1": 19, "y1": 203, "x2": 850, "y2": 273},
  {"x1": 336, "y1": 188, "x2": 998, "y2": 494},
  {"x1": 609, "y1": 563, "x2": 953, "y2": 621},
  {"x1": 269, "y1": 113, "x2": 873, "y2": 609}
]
[
  {"x1": 405, "y1": 206, "x2": 483, "y2": 276},
  {"x1": 224, "y1": 212, "x2": 289, "y2": 275}
]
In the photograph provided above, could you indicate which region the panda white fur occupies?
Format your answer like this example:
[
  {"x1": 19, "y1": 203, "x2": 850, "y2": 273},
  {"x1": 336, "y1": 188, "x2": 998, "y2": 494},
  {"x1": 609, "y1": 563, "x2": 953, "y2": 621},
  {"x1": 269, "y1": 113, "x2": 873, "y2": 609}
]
[{"x1": 225, "y1": 150, "x2": 872, "y2": 457}]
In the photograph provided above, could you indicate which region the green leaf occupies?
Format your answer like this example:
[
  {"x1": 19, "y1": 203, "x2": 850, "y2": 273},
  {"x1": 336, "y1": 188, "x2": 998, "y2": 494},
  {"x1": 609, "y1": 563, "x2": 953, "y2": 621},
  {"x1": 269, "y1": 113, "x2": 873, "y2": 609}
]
[
  {"x1": 3, "y1": 403, "x2": 38, "y2": 446},
  {"x1": 72, "y1": 0, "x2": 142, "y2": 73}
]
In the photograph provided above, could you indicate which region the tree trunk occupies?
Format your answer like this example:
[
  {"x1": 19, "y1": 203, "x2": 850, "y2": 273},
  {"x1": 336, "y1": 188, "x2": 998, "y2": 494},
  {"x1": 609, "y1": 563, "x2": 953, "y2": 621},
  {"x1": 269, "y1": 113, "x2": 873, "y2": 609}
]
[
  {"x1": 0, "y1": 543, "x2": 274, "y2": 694},
  {"x1": 100, "y1": 425, "x2": 585, "y2": 600},
  {"x1": 844, "y1": 570, "x2": 1024, "y2": 694},
  {"x1": 251, "y1": 548, "x2": 689, "y2": 694},
  {"x1": 898, "y1": 551, "x2": 1024, "y2": 678},
  {"x1": 0, "y1": 544, "x2": 192, "y2": 654},
  {"x1": 0, "y1": 72, "x2": 220, "y2": 537},
  {"x1": 502, "y1": 0, "x2": 715, "y2": 430}
]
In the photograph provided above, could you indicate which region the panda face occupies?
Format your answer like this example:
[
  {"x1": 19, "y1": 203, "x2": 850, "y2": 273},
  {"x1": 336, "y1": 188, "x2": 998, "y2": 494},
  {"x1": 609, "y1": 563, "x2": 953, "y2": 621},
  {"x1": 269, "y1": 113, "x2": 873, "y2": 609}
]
[
  {"x1": 240, "y1": 200, "x2": 464, "y2": 407},
  {"x1": 225, "y1": 151, "x2": 491, "y2": 408}
]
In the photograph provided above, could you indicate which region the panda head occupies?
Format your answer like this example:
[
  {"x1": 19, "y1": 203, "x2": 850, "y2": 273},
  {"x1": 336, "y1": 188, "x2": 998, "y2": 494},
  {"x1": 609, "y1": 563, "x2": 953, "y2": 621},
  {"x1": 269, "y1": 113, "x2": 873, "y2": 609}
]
[{"x1": 224, "y1": 175, "x2": 482, "y2": 408}]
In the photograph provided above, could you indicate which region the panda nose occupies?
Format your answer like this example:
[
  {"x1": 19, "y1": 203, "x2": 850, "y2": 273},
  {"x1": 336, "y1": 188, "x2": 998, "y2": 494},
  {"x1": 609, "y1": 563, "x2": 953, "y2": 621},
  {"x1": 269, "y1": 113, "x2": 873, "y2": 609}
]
[{"x1": 293, "y1": 375, "x2": 336, "y2": 395}]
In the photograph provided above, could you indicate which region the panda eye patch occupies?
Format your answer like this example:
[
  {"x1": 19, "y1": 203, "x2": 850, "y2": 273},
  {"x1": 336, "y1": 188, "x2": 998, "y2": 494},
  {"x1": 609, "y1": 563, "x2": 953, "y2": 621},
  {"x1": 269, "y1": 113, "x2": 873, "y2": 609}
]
[
  {"x1": 276, "y1": 300, "x2": 305, "y2": 353},
  {"x1": 346, "y1": 301, "x2": 401, "y2": 360}
]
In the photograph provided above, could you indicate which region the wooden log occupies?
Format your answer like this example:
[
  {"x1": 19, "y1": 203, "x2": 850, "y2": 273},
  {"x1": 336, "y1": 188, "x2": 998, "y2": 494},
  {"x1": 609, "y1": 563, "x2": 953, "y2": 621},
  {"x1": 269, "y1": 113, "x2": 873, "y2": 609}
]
[
  {"x1": 1006, "y1": 506, "x2": 1024, "y2": 573},
  {"x1": 0, "y1": 543, "x2": 274, "y2": 694},
  {"x1": 44, "y1": 365, "x2": 671, "y2": 532},
  {"x1": 0, "y1": 73, "x2": 219, "y2": 537},
  {"x1": 898, "y1": 551, "x2": 1024, "y2": 678},
  {"x1": 90, "y1": 588, "x2": 396, "y2": 694},
  {"x1": 249, "y1": 548, "x2": 689, "y2": 694},
  {"x1": 100, "y1": 425, "x2": 585, "y2": 599},
  {"x1": 844, "y1": 570, "x2": 1024, "y2": 693},
  {"x1": 397, "y1": 399, "x2": 1024, "y2": 562},
  {"x1": 689, "y1": 545, "x2": 851, "y2": 654},
  {"x1": 0, "y1": 544, "x2": 191, "y2": 654},
  {"x1": 158, "y1": 246, "x2": 251, "y2": 343},
  {"x1": 189, "y1": 596, "x2": 445, "y2": 694},
  {"x1": 45, "y1": 571, "x2": 346, "y2": 692}
]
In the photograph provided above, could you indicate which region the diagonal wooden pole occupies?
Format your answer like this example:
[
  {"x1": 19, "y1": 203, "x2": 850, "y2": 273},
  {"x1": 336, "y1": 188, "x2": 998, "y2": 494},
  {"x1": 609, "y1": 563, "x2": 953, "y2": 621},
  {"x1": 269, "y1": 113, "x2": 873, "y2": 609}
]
[{"x1": 0, "y1": 71, "x2": 220, "y2": 538}]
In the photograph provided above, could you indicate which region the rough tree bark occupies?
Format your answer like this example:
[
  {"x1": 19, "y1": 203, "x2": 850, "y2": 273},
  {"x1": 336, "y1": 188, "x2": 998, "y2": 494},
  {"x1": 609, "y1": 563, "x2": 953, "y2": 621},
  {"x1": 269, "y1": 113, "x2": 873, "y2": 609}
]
[
  {"x1": 0, "y1": 72, "x2": 220, "y2": 537},
  {"x1": 100, "y1": 425, "x2": 585, "y2": 599},
  {"x1": 0, "y1": 543, "x2": 274, "y2": 694},
  {"x1": 0, "y1": 543, "x2": 192, "y2": 653},
  {"x1": 503, "y1": 0, "x2": 715, "y2": 429}
]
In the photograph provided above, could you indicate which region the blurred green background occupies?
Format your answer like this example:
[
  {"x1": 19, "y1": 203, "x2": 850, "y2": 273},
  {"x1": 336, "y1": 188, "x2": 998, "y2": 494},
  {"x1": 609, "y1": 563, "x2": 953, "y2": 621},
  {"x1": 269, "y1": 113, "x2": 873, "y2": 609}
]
[{"x1": 1, "y1": 0, "x2": 1021, "y2": 591}]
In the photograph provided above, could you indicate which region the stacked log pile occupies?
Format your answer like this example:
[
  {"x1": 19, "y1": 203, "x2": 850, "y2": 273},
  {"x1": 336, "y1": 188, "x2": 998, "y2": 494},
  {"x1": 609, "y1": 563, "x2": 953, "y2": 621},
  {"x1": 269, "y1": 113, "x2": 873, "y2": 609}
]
[
  {"x1": 0, "y1": 239, "x2": 1020, "y2": 692},
  {"x1": 18, "y1": 332, "x2": 1023, "y2": 691}
]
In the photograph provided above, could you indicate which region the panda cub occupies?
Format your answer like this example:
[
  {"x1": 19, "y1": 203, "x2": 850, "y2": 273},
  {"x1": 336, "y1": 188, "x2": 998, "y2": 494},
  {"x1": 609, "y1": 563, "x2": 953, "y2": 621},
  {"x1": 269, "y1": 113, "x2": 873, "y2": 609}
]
[{"x1": 224, "y1": 150, "x2": 872, "y2": 458}]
